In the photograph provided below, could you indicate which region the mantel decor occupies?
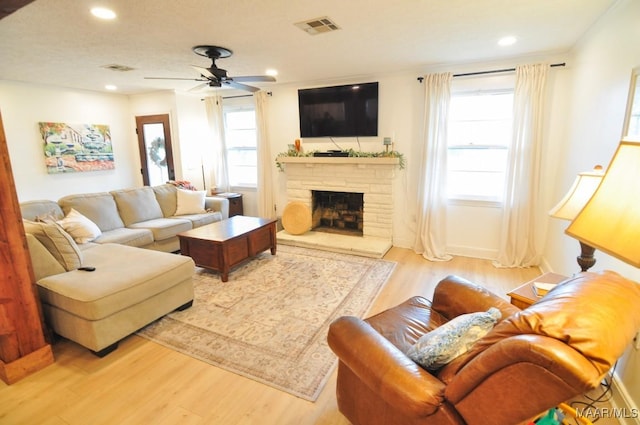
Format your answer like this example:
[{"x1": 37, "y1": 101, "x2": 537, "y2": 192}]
[{"x1": 276, "y1": 148, "x2": 405, "y2": 171}]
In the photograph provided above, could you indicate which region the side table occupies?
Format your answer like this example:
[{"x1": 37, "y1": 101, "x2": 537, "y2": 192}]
[
  {"x1": 212, "y1": 192, "x2": 243, "y2": 217},
  {"x1": 507, "y1": 272, "x2": 568, "y2": 309}
]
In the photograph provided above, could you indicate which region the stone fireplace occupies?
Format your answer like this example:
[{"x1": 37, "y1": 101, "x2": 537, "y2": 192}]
[{"x1": 277, "y1": 156, "x2": 399, "y2": 240}]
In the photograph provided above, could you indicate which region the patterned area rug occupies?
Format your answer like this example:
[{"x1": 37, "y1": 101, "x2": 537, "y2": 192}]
[{"x1": 137, "y1": 245, "x2": 396, "y2": 401}]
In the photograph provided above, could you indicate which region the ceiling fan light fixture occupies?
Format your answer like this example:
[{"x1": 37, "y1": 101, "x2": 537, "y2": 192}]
[{"x1": 148, "y1": 45, "x2": 275, "y2": 93}]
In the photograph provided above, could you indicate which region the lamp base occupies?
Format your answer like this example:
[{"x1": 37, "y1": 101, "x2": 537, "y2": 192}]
[{"x1": 577, "y1": 241, "x2": 596, "y2": 272}]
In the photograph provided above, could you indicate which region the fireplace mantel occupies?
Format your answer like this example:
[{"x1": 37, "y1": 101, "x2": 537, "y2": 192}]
[{"x1": 277, "y1": 156, "x2": 399, "y2": 167}]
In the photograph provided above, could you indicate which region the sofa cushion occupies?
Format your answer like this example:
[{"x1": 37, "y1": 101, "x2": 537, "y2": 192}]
[
  {"x1": 175, "y1": 211, "x2": 222, "y2": 227},
  {"x1": 36, "y1": 243, "x2": 195, "y2": 321},
  {"x1": 175, "y1": 189, "x2": 207, "y2": 215},
  {"x1": 23, "y1": 220, "x2": 83, "y2": 271},
  {"x1": 111, "y1": 187, "x2": 164, "y2": 226},
  {"x1": 152, "y1": 184, "x2": 178, "y2": 217},
  {"x1": 57, "y1": 208, "x2": 102, "y2": 243},
  {"x1": 128, "y1": 217, "x2": 192, "y2": 241},
  {"x1": 58, "y1": 193, "x2": 125, "y2": 232},
  {"x1": 20, "y1": 200, "x2": 65, "y2": 222},
  {"x1": 93, "y1": 228, "x2": 154, "y2": 248},
  {"x1": 405, "y1": 307, "x2": 501, "y2": 370}
]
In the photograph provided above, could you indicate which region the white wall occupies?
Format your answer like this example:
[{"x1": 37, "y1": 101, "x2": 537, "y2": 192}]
[
  {"x1": 541, "y1": 0, "x2": 640, "y2": 420},
  {"x1": 0, "y1": 81, "x2": 140, "y2": 201}
]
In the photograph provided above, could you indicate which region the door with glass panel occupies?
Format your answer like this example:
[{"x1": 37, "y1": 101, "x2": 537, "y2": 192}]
[{"x1": 135, "y1": 114, "x2": 175, "y2": 186}]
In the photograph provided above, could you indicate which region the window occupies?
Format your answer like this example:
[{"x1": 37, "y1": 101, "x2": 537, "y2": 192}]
[
  {"x1": 447, "y1": 90, "x2": 513, "y2": 202},
  {"x1": 224, "y1": 105, "x2": 257, "y2": 188}
]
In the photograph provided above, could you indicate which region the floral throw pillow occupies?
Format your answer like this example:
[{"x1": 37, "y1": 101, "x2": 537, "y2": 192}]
[{"x1": 405, "y1": 307, "x2": 501, "y2": 371}]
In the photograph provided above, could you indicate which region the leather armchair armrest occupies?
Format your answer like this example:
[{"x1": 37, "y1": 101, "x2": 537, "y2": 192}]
[
  {"x1": 205, "y1": 196, "x2": 229, "y2": 219},
  {"x1": 431, "y1": 275, "x2": 519, "y2": 320},
  {"x1": 328, "y1": 316, "x2": 446, "y2": 417},
  {"x1": 446, "y1": 334, "x2": 600, "y2": 404}
]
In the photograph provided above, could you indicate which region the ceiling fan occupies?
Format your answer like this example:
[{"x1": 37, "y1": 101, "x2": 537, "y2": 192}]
[{"x1": 145, "y1": 45, "x2": 276, "y2": 93}]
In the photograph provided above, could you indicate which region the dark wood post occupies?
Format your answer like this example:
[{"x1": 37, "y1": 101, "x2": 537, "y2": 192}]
[{"x1": 0, "y1": 110, "x2": 54, "y2": 384}]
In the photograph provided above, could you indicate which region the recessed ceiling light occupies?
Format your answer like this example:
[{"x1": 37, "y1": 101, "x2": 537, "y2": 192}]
[
  {"x1": 105, "y1": 84, "x2": 117, "y2": 91},
  {"x1": 266, "y1": 69, "x2": 278, "y2": 77},
  {"x1": 498, "y1": 36, "x2": 517, "y2": 46},
  {"x1": 91, "y1": 7, "x2": 116, "y2": 20}
]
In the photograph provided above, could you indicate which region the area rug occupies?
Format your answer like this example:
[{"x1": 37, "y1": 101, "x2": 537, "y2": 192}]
[{"x1": 137, "y1": 245, "x2": 396, "y2": 401}]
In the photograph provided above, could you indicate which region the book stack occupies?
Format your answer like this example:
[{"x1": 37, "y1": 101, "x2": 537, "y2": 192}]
[{"x1": 532, "y1": 282, "x2": 557, "y2": 297}]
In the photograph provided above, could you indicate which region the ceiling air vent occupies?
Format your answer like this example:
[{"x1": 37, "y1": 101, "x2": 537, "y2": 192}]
[
  {"x1": 101, "y1": 64, "x2": 135, "y2": 72},
  {"x1": 295, "y1": 16, "x2": 340, "y2": 35}
]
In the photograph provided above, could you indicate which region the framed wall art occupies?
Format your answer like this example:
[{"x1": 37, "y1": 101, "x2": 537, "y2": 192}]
[{"x1": 38, "y1": 122, "x2": 114, "y2": 173}]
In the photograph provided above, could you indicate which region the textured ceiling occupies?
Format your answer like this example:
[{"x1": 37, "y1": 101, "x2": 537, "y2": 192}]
[{"x1": 0, "y1": 0, "x2": 617, "y2": 95}]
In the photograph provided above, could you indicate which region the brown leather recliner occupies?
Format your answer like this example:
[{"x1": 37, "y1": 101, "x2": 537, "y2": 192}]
[{"x1": 328, "y1": 271, "x2": 640, "y2": 425}]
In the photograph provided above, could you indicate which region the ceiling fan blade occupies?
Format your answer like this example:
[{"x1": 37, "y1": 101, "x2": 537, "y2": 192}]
[
  {"x1": 188, "y1": 82, "x2": 210, "y2": 92},
  {"x1": 223, "y1": 80, "x2": 260, "y2": 93},
  {"x1": 144, "y1": 76, "x2": 207, "y2": 81},
  {"x1": 191, "y1": 65, "x2": 216, "y2": 80},
  {"x1": 231, "y1": 75, "x2": 276, "y2": 83}
]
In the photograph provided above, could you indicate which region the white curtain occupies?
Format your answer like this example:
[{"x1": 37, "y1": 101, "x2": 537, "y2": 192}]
[
  {"x1": 493, "y1": 64, "x2": 549, "y2": 267},
  {"x1": 413, "y1": 72, "x2": 453, "y2": 261},
  {"x1": 254, "y1": 91, "x2": 276, "y2": 218},
  {"x1": 204, "y1": 95, "x2": 230, "y2": 193}
]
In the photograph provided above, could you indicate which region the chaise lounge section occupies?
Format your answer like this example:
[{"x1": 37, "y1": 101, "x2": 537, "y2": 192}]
[{"x1": 20, "y1": 184, "x2": 229, "y2": 356}]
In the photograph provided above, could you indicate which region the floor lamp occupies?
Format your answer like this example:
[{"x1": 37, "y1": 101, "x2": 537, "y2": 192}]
[
  {"x1": 549, "y1": 165, "x2": 604, "y2": 271},
  {"x1": 566, "y1": 141, "x2": 640, "y2": 268}
]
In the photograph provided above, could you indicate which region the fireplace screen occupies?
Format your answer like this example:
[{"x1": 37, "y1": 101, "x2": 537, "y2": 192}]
[{"x1": 311, "y1": 190, "x2": 364, "y2": 235}]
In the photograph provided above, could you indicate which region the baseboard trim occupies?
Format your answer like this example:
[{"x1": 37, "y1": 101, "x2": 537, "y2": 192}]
[
  {"x1": 611, "y1": 373, "x2": 640, "y2": 425},
  {"x1": 447, "y1": 245, "x2": 497, "y2": 260}
]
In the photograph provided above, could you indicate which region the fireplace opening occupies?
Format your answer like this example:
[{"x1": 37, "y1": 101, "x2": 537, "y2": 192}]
[{"x1": 312, "y1": 190, "x2": 364, "y2": 236}]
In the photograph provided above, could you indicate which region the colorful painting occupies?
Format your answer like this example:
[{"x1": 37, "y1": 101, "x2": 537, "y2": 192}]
[{"x1": 39, "y1": 122, "x2": 114, "y2": 173}]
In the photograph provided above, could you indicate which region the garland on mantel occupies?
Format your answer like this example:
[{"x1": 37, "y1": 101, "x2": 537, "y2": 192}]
[{"x1": 275, "y1": 148, "x2": 405, "y2": 171}]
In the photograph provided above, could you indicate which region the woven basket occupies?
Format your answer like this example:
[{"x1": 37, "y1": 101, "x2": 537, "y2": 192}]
[{"x1": 282, "y1": 202, "x2": 312, "y2": 235}]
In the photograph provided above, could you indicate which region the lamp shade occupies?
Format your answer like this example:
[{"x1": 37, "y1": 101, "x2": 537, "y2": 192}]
[
  {"x1": 549, "y1": 166, "x2": 603, "y2": 220},
  {"x1": 566, "y1": 141, "x2": 640, "y2": 267}
]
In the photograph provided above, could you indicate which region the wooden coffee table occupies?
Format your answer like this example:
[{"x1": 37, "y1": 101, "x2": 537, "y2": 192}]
[{"x1": 178, "y1": 216, "x2": 277, "y2": 282}]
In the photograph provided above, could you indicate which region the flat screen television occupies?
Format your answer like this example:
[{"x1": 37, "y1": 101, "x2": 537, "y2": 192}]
[{"x1": 298, "y1": 82, "x2": 378, "y2": 138}]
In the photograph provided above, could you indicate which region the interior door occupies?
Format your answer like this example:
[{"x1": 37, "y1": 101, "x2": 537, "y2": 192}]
[{"x1": 135, "y1": 114, "x2": 175, "y2": 186}]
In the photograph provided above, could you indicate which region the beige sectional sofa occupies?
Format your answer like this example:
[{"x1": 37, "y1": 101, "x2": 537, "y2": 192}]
[
  {"x1": 21, "y1": 183, "x2": 229, "y2": 253},
  {"x1": 21, "y1": 184, "x2": 229, "y2": 356}
]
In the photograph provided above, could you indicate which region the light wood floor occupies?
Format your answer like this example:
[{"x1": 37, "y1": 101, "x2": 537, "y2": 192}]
[{"x1": 0, "y1": 247, "x2": 544, "y2": 425}]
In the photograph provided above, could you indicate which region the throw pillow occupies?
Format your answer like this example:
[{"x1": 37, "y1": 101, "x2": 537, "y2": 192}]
[
  {"x1": 175, "y1": 188, "x2": 206, "y2": 215},
  {"x1": 23, "y1": 220, "x2": 83, "y2": 271},
  {"x1": 405, "y1": 307, "x2": 501, "y2": 371},
  {"x1": 57, "y1": 208, "x2": 102, "y2": 243}
]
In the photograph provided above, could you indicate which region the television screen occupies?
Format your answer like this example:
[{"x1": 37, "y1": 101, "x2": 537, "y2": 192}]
[{"x1": 298, "y1": 82, "x2": 378, "y2": 138}]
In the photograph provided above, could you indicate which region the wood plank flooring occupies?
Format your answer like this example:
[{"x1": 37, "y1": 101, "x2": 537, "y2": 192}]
[{"x1": 0, "y1": 247, "x2": 543, "y2": 425}]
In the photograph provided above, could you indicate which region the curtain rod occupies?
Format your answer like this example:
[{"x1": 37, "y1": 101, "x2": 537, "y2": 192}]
[
  {"x1": 200, "y1": 91, "x2": 272, "y2": 101},
  {"x1": 417, "y1": 62, "x2": 566, "y2": 82}
]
